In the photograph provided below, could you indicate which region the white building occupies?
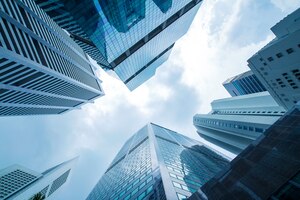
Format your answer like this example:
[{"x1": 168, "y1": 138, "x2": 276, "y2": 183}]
[
  {"x1": 0, "y1": 157, "x2": 77, "y2": 200},
  {"x1": 248, "y1": 8, "x2": 300, "y2": 110},
  {"x1": 0, "y1": 0, "x2": 104, "y2": 116},
  {"x1": 193, "y1": 92, "x2": 285, "y2": 154}
]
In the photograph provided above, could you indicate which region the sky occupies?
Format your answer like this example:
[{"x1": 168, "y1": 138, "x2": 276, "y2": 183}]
[{"x1": 0, "y1": 0, "x2": 300, "y2": 199}]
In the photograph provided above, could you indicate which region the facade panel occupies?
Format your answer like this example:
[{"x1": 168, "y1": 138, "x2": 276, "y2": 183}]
[
  {"x1": 190, "y1": 104, "x2": 300, "y2": 200},
  {"x1": 87, "y1": 123, "x2": 229, "y2": 200},
  {"x1": 0, "y1": 157, "x2": 77, "y2": 200},
  {"x1": 0, "y1": 0, "x2": 104, "y2": 116},
  {"x1": 248, "y1": 8, "x2": 300, "y2": 110},
  {"x1": 223, "y1": 70, "x2": 266, "y2": 97},
  {"x1": 36, "y1": 0, "x2": 203, "y2": 90},
  {"x1": 193, "y1": 92, "x2": 285, "y2": 154}
]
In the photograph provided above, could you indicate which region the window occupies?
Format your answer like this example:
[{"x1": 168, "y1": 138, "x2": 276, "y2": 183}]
[
  {"x1": 286, "y1": 48, "x2": 294, "y2": 54},
  {"x1": 181, "y1": 185, "x2": 189, "y2": 191},
  {"x1": 177, "y1": 193, "x2": 187, "y2": 200},
  {"x1": 146, "y1": 185, "x2": 153, "y2": 194},
  {"x1": 137, "y1": 192, "x2": 146, "y2": 200},
  {"x1": 267, "y1": 57, "x2": 274, "y2": 61},
  {"x1": 173, "y1": 181, "x2": 181, "y2": 188},
  {"x1": 169, "y1": 173, "x2": 176, "y2": 178},
  {"x1": 255, "y1": 128, "x2": 264, "y2": 133},
  {"x1": 131, "y1": 188, "x2": 138, "y2": 196},
  {"x1": 276, "y1": 53, "x2": 283, "y2": 58}
]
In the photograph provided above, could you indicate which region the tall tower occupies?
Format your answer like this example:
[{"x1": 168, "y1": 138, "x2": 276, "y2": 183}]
[
  {"x1": 248, "y1": 8, "x2": 300, "y2": 110},
  {"x1": 0, "y1": 0, "x2": 104, "y2": 116},
  {"x1": 193, "y1": 92, "x2": 286, "y2": 154},
  {"x1": 190, "y1": 104, "x2": 300, "y2": 200},
  {"x1": 0, "y1": 157, "x2": 77, "y2": 200},
  {"x1": 86, "y1": 123, "x2": 229, "y2": 200},
  {"x1": 223, "y1": 70, "x2": 266, "y2": 97},
  {"x1": 35, "y1": 0, "x2": 203, "y2": 90}
]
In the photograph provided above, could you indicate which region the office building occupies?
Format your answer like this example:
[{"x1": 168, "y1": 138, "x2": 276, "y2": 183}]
[
  {"x1": 36, "y1": 0, "x2": 203, "y2": 90},
  {"x1": 248, "y1": 8, "x2": 300, "y2": 110},
  {"x1": 223, "y1": 70, "x2": 266, "y2": 97},
  {"x1": 190, "y1": 104, "x2": 300, "y2": 200},
  {"x1": 87, "y1": 123, "x2": 229, "y2": 200},
  {"x1": 0, "y1": 157, "x2": 77, "y2": 200},
  {"x1": 33, "y1": 0, "x2": 110, "y2": 67},
  {"x1": 0, "y1": 0, "x2": 104, "y2": 116},
  {"x1": 193, "y1": 91, "x2": 286, "y2": 154}
]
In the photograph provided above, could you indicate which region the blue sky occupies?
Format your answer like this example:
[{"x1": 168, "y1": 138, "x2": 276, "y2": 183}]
[{"x1": 0, "y1": 0, "x2": 300, "y2": 199}]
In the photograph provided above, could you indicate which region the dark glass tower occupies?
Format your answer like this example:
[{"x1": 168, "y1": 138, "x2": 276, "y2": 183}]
[
  {"x1": 87, "y1": 123, "x2": 229, "y2": 200},
  {"x1": 0, "y1": 0, "x2": 104, "y2": 116},
  {"x1": 36, "y1": 0, "x2": 203, "y2": 90},
  {"x1": 190, "y1": 104, "x2": 300, "y2": 200}
]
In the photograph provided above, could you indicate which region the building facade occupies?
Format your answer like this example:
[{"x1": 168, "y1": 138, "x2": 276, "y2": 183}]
[
  {"x1": 33, "y1": 0, "x2": 110, "y2": 67},
  {"x1": 36, "y1": 0, "x2": 203, "y2": 90},
  {"x1": 0, "y1": 157, "x2": 77, "y2": 200},
  {"x1": 248, "y1": 8, "x2": 300, "y2": 110},
  {"x1": 87, "y1": 123, "x2": 229, "y2": 200},
  {"x1": 193, "y1": 92, "x2": 286, "y2": 154},
  {"x1": 223, "y1": 70, "x2": 266, "y2": 97},
  {"x1": 190, "y1": 104, "x2": 300, "y2": 200},
  {"x1": 0, "y1": 0, "x2": 104, "y2": 116}
]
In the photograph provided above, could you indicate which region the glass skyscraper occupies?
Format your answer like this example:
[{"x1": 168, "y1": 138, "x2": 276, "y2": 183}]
[
  {"x1": 0, "y1": 0, "x2": 104, "y2": 116},
  {"x1": 223, "y1": 70, "x2": 266, "y2": 97},
  {"x1": 33, "y1": 0, "x2": 110, "y2": 67},
  {"x1": 35, "y1": 0, "x2": 203, "y2": 90},
  {"x1": 87, "y1": 123, "x2": 229, "y2": 200},
  {"x1": 0, "y1": 157, "x2": 77, "y2": 200}
]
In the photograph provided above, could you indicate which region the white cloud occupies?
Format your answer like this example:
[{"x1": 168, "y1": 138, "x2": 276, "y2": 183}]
[
  {"x1": 270, "y1": 0, "x2": 300, "y2": 13},
  {"x1": 1, "y1": 1, "x2": 300, "y2": 199}
]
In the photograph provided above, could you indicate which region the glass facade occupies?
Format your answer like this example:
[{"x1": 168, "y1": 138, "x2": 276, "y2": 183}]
[
  {"x1": 92, "y1": 0, "x2": 202, "y2": 90},
  {"x1": 37, "y1": 0, "x2": 202, "y2": 90},
  {"x1": 87, "y1": 123, "x2": 229, "y2": 200},
  {"x1": 223, "y1": 70, "x2": 266, "y2": 97}
]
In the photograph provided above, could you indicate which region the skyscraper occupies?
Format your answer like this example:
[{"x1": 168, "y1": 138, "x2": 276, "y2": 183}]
[
  {"x1": 193, "y1": 91, "x2": 286, "y2": 154},
  {"x1": 189, "y1": 104, "x2": 300, "y2": 200},
  {"x1": 0, "y1": 157, "x2": 77, "y2": 200},
  {"x1": 248, "y1": 8, "x2": 300, "y2": 110},
  {"x1": 33, "y1": 0, "x2": 110, "y2": 67},
  {"x1": 0, "y1": 0, "x2": 104, "y2": 116},
  {"x1": 36, "y1": 0, "x2": 203, "y2": 90},
  {"x1": 223, "y1": 70, "x2": 266, "y2": 97},
  {"x1": 87, "y1": 123, "x2": 229, "y2": 200}
]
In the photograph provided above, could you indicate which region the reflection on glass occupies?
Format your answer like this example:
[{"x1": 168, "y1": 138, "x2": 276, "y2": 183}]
[
  {"x1": 99, "y1": 0, "x2": 146, "y2": 33},
  {"x1": 180, "y1": 145, "x2": 229, "y2": 193},
  {"x1": 153, "y1": 0, "x2": 172, "y2": 13}
]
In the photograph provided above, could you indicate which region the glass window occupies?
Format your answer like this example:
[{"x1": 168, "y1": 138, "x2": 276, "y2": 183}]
[
  {"x1": 181, "y1": 184, "x2": 189, "y2": 191},
  {"x1": 146, "y1": 185, "x2": 153, "y2": 194},
  {"x1": 131, "y1": 188, "x2": 138, "y2": 196},
  {"x1": 146, "y1": 176, "x2": 152, "y2": 183},
  {"x1": 177, "y1": 193, "x2": 187, "y2": 200},
  {"x1": 173, "y1": 181, "x2": 181, "y2": 189},
  {"x1": 169, "y1": 173, "x2": 177, "y2": 178},
  {"x1": 139, "y1": 181, "x2": 146, "y2": 189}
]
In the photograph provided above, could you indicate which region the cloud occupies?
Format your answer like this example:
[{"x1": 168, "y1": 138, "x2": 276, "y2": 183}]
[
  {"x1": 270, "y1": 0, "x2": 300, "y2": 13},
  {"x1": 1, "y1": 0, "x2": 300, "y2": 199}
]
